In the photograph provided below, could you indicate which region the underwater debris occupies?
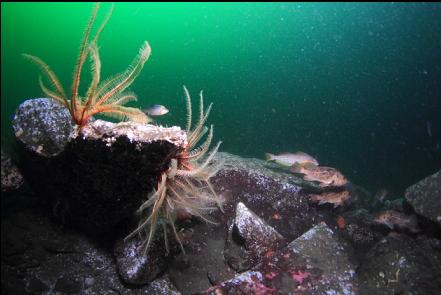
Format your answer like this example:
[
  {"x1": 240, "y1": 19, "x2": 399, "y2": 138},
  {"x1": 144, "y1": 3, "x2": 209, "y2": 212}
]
[
  {"x1": 125, "y1": 86, "x2": 224, "y2": 256},
  {"x1": 23, "y1": 3, "x2": 150, "y2": 130}
]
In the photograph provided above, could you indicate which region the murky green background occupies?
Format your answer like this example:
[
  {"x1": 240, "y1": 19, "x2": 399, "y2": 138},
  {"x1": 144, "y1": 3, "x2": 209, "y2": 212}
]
[{"x1": 2, "y1": 2, "x2": 440, "y2": 193}]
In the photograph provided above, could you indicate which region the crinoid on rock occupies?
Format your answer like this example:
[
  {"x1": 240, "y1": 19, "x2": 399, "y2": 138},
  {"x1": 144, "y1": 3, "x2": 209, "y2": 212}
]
[
  {"x1": 125, "y1": 86, "x2": 225, "y2": 255},
  {"x1": 23, "y1": 3, "x2": 150, "y2": 131}
]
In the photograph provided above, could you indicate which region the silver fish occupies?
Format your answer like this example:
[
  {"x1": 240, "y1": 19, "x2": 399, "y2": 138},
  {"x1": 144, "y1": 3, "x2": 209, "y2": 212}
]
[
  {"x1": 143, "y1": 105, "x2": 169, "y2": 116},
  {"x1": 265, "y1": 151, "x2": 319, "y2": 167}
]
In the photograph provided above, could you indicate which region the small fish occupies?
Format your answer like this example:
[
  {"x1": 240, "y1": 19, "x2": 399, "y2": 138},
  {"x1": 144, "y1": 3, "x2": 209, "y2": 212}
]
[
  {"x1": 291, "y1": 164, "x2": 348, "y2": 187},
  {"x1": 373, "y1": 210, "x2": 420, "y2": 233},
  {"x1": 310, "y1": 190, "x2": 351, "y2": 208},
  {"x1": 143, "y1": 104, "x2": 169, "y2": 116},
  {"x1": 265, "y1": 151, "x2": 319, "y2": 167}
]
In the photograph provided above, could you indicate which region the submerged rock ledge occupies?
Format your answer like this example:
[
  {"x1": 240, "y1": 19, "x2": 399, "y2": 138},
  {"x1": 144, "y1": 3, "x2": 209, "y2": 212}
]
[{"x1": 12, "y1": 98, "x2": 187, "y2": 236}]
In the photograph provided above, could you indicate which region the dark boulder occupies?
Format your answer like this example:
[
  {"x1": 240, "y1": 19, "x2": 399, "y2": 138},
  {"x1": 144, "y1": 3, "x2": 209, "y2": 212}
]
[
  {"x1": 358, "y1": 233, "x2": 441, "y2": 295},
  {"x1": 405, "y1": 170, "x2": 441, "y2": 226}
]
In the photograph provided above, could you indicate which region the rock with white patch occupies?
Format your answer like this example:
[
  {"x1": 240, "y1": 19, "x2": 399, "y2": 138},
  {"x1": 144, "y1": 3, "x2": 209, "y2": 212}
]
[
  {"x1": 224, "y1": 202, "x2": 287, "y2": 271},
  {"x1": 114, "y1": 233, "x2": 175, "y2": 285},
  {"x1": 12, "y1": 98, "x2": 188, "y2": 236},
  {"x1": 12, "y1": 98, "x2": 76, "y2": 157}
]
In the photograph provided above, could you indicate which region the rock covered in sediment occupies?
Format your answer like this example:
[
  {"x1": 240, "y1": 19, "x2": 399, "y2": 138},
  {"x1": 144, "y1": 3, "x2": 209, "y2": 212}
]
[
  {"x1": 225, "y1": 202, "x2": 287, "y2": 271},
  {"x1": 1, "y1": 149, "x2": 23, "y2": 193},
  {"x1": 339, "y1": 209, "x2": 382, "y2": 254},
  {"x1": 12, "y1": 98, "x2": 187, "y2": 236},
  {"x1": 211, "y1": 152, "x2": 336, "y2": 241},
  {"x1": 405, "y1": 170, "x2": 441, "y2": 226},
  {"x1": 285, "y1": 223, "x2": 358, "y2": 294},
  {"x1": 12, "y1": 98, "x2": 76, "y2": 157},
  {"x1": 358, "y1": 234, "x2": 441, "y2": 295}
]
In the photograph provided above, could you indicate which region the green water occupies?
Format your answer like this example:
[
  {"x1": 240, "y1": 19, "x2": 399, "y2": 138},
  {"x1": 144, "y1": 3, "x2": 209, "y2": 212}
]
[{"x1": 2, "y1": 2, "x2": 440, "y2": 193}]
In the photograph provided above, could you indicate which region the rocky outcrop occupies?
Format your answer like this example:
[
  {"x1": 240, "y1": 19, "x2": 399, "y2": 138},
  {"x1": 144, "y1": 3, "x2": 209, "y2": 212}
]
[
  {"x1": 405, "y1": 170, "x2": 441, "y2": 226},
  {"x1": 12, "y1": 98, "x2": 187, "y2": 236}
]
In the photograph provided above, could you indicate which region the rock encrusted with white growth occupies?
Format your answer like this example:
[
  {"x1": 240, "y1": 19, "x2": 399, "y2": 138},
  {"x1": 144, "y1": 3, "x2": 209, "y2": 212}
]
[
  {"x1": 80, "y1": 120, "x2": 187, "y2": 149},
  {"x1": 12, "y1": 98, "x2": 76, "y2": 157}
]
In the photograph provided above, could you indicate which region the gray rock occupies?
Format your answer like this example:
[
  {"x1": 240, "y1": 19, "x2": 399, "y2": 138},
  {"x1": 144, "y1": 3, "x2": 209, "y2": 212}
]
[
  {"x1": 12, "y1": 98, "x2": 76, "y2": 157},
  {"x1": 225, "y1": 202, "x2": 287, "y2": 271},
  {"x1": 405, "y1": 170, "x2": 441, "y2": 225},
  {"x1": 286, "y1": 223, "x2": 358, "y2": 294},
  {"x1": 358, "y1": 234, "x2": 441, "y2": 295}
]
